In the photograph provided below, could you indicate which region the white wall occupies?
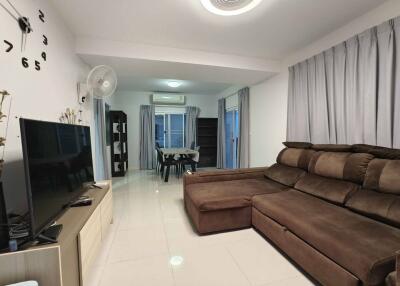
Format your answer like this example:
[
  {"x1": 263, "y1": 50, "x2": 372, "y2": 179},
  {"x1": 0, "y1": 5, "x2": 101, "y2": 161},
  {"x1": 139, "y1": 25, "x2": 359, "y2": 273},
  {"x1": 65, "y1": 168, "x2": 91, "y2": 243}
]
[
  {"x1": 0, "y1": 0, "x2": 90, "y2": 213},
  {"x1": 250, "y1": 71, "x2": 288, "y2": 167},
  {"x1": 111, "y1": 91, "x2": 218, "y2": 169},
  {"x1": 248, "y1": 0, "x2": 400, "y2": 167}
]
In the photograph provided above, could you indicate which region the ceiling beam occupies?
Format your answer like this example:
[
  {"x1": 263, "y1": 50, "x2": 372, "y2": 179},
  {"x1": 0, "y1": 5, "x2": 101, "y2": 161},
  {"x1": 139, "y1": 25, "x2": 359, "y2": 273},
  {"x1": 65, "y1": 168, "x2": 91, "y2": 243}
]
[{"x1": 75, "y1": 37, "x2": 282, "y2": 73}]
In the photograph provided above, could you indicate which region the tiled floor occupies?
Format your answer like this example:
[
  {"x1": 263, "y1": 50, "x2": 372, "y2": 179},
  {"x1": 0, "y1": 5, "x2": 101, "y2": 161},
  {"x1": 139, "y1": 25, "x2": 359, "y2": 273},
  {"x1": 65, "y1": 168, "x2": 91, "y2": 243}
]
[{"x1": 87, "y1": 170, "x2": 315, "y2": 286}]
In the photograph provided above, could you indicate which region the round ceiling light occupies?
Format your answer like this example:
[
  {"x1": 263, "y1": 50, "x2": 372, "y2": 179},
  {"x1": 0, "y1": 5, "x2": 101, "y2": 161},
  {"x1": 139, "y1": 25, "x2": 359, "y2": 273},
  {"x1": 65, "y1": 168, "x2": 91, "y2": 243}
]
[
  {"x1": 169, "y1": 256, "x2": 184, "y2": 266},
  {"x1": 167, "y1": 81, "x2": 182, "y2": 88},
  {"x1": 200, "y1": 0, "x2": 263, "y2": 16}
]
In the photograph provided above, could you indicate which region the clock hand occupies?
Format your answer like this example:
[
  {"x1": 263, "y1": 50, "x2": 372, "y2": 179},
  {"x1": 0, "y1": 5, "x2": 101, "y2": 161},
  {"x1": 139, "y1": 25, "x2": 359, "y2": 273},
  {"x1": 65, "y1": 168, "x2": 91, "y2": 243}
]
[
  {"x1": 0, "y1": 2, "x2": 18, "y2": 22},
  {"x1": 5, "y1": 0, "x2": 33, "y2": 32},
  {"x1": 5, "y1": 0, "x2": 21, "y2": 17}
]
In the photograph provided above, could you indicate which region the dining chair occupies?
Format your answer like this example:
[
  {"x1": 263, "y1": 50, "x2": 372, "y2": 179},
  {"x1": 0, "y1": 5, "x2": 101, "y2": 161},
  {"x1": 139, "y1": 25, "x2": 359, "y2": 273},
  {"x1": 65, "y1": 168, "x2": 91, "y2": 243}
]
[
  {"x1": 179, "y1": 147, "x2": 199, "y2": 173},
  {"x1": 162, "y1": 154, "x2": 181, "y2": 182},
  {"x1": 155, "y1": 148, "x2": 162, "y2": 174},
  {"x1": 156, "y1": 148, "x2": 181, "y2": 181},
  {"x1": 155, "y1": 147, "x2": 165, "y2": 175}
]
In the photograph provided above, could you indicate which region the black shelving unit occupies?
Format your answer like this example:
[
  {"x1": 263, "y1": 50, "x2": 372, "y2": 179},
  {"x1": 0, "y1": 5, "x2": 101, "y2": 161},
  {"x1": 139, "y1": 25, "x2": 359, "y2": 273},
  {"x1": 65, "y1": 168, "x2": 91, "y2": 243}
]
[
  {"x1": 197, "y1": 118, "x2": 218, "y2": 167},
  {"x1": 110, "y1": 111, "x2": 128, "y2": 177}
]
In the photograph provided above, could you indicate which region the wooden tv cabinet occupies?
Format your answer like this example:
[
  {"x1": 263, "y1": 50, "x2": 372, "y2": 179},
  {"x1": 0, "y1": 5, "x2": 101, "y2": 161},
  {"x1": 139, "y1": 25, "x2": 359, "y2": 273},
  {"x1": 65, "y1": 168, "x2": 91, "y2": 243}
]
[{"x1": 0, "y1": 181, "x2": 113, "y2": 286}]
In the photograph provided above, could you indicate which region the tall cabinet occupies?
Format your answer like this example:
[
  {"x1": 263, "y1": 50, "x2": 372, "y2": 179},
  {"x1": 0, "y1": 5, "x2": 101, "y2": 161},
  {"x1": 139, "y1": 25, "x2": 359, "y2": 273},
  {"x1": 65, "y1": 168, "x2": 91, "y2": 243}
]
[
  {"x1": 197, "y1": 118, "x2": 218, "y2": 167},
  {"x1": 110, "y1": 111, "x2": 128, "y2": 177}
]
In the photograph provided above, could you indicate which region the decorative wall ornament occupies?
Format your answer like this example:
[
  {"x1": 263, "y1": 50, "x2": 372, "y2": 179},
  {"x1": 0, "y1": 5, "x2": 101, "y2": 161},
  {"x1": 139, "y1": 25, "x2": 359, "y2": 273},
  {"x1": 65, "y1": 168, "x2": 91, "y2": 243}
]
[
  {"x1": 59, "y1": 108, "x2": 81, "y2": 125},
  {"x1": 0, "y1": 90, "x2": 12, "y2": 178}
]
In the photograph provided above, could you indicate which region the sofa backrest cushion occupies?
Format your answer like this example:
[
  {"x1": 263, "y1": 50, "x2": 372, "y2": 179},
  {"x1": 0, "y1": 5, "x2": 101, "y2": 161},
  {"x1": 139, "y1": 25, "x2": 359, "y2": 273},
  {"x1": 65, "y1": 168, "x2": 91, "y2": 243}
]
[
  {"x1": 346, "y1": 189, "x2": 400, "y2": 228},
  {"x1": 353, "y1": 144, "x2": 400, "y2": 160},
  {"x1": 264, "y1": 164, "x2": 306, "y2": 187},
  {"x1": 283, "y1": 142, "x2": 312, "y2": 149},
  {"x1": 309, "y1": 152, "x2": 374, "y2": 184},
  {"x1": 277, "y1": 148, "x2": 316, "y2": 170},
  {"x1": 312, "y1": 144, "x2": 352, "y2": 152},
  {"x1": 364, "y1": 159, "x2": 400, "y2": 194},
  {"x1": 295, "y1": 174, "x2": 359, "y2": 205}
]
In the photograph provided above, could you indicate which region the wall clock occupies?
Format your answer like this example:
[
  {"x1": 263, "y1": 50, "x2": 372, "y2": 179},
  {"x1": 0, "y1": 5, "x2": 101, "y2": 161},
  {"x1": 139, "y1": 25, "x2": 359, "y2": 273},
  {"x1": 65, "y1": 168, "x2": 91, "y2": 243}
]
[{"x1": 0, "y1": 0, "x2": 48, "y2": 71}]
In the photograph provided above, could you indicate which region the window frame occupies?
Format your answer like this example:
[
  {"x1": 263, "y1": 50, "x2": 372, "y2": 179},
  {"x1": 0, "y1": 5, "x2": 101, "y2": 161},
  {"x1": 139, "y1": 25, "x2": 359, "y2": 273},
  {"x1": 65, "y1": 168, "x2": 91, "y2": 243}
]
[{"x1": 155, "y1": 106, "x2": 186, "y2": 148}]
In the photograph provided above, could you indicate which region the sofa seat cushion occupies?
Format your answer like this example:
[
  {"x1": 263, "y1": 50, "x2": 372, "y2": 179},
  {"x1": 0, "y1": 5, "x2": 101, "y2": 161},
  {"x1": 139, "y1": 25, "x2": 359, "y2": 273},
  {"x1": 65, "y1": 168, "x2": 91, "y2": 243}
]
[
  {"x1": 295, "y1": 174, "x2": 359, "y2": 205},
  {"x1": 253, "y1": 190, "x2": 400, "y2": 286},
  {"x1": 264, "y1": 164, "x2": 306, "y2": 187},
  {"x1": 186, "y1": 178, "x2": 288, "y2": 212},
  {"x1": 346, "y1": 189, "x2": 400, "y2": 228}
]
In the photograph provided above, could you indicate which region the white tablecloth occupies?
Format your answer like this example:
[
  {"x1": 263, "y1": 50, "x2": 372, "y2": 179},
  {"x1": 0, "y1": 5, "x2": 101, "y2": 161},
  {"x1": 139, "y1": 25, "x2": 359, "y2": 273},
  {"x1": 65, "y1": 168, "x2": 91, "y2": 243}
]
[{"x1": 160, "y1": 148, "x2": 200, "y2": 162}]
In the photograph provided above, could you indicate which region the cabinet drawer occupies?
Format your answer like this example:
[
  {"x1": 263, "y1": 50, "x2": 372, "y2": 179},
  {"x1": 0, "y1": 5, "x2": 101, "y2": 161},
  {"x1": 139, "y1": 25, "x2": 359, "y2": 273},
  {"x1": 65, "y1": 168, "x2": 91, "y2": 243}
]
[
  {"x1": 100, "y1": 190, "x2": 113, "y2": 238},
  {"x1": 78, "y1": 207, "x2": 102, "y2": 285}
]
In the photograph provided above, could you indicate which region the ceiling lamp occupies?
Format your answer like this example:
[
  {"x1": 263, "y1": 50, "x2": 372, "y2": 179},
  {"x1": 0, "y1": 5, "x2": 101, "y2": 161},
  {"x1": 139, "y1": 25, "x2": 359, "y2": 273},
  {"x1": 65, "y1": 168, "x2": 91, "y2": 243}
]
[
  {"x1": 167, "y1": 81, "x2": 182, "y2": 88},
  {"x1": 200, "y1": 0, "x2": 263, "y2": 16}
]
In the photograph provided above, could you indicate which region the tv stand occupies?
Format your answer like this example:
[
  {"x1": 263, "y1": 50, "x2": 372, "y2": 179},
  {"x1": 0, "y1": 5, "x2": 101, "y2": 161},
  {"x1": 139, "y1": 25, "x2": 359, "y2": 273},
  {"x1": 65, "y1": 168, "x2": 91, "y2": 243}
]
[
  {"x1": 37, "y1": 224, "x2": 63, "y2": 244},
  {"x1": 0, "y1": 181, "x2": 113, "y2": 286}
]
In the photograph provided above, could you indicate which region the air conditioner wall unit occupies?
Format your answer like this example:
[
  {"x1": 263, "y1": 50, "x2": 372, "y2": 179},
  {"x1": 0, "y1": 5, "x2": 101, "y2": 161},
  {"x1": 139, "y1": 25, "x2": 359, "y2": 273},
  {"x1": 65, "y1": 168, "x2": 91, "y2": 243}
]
[{"x1": 152, "y1": 93, "x2": 186, "y2": 105}]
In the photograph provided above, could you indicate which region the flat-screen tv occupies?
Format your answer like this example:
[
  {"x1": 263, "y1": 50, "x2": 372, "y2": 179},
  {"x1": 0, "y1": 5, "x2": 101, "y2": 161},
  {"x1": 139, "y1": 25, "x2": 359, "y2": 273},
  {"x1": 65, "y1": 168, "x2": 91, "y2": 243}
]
[{"x1": 20, "y1": 119, "x2": 94, "y2": 239}]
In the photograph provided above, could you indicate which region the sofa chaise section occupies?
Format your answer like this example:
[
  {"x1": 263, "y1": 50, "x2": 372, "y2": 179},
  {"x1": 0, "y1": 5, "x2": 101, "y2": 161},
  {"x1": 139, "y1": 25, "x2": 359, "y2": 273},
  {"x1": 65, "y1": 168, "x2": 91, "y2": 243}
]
[
  {"x1": 184, "y1": 167, "x2": 286, "y2": 234},
  {"x1": 183, "y1": 147, "x2": 315, "y2": 234}
]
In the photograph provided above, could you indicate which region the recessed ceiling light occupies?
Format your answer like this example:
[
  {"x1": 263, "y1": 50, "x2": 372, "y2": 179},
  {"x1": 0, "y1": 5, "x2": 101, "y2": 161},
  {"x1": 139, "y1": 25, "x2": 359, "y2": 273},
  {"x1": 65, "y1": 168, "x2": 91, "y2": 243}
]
[
  {"x1": 167, "y1": 81, "x2": 182, "y2": 88},
  {"x1": 200, "y1": 0, "x2": 263, "y2": 16},
  {"x1": 169, "y1": 256, "x2": 184, "y2": 266}
]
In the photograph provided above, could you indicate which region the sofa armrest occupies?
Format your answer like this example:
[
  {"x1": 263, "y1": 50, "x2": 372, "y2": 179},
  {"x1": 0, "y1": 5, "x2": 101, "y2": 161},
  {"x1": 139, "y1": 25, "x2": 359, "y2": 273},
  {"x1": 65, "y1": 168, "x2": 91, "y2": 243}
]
[{"x1": 183, "y1": 167, "x2": 268, "y2": 187}]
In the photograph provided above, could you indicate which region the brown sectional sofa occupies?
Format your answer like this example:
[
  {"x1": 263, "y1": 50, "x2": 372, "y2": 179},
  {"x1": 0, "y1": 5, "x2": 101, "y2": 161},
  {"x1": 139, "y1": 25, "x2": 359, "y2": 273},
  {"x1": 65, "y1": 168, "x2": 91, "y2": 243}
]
[{"x1": 183, "y1": 143, "x2": 400, "y2": 286}]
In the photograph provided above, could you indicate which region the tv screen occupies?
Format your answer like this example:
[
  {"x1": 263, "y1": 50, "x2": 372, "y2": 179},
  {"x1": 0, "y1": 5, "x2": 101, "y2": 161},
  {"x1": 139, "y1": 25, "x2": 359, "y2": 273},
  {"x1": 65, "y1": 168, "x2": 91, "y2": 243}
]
[{"x1": 20, "y1": 119, "x2": 94, "y2": 239}]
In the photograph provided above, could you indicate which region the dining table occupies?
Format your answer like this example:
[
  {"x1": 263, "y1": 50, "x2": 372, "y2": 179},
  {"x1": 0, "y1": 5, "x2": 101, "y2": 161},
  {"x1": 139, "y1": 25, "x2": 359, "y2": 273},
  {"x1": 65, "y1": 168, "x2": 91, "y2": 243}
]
[{"x1": 160, "y1": 148, "x2": 199, "y2": 182}]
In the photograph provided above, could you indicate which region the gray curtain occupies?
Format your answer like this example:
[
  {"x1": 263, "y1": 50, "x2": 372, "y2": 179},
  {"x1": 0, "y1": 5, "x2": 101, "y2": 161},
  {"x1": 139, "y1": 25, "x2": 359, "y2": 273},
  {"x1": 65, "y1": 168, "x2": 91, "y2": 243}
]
[
  {"x1": 324, "y1": 43, "x2": 347, "y2": 144},
  {"x1": 139, "y1": 105, "x2": 155, "y2": 170},
  {"x1": 217, "y1": 98, "x2": 226, "y2": 169},
  {"x1": 185, "y1": 106, "x2": 200, "y2": 148},
  {"x1": 287, "y1": 62, "x2": 310, "y2": 142},
  {"x1": 308, "y1": 55, "x2": 330, "y2": 143},
  {"x1": 287, "y1": 16, "x2": 400, "y2": 148},
  {"x1": 238, "y1": 87, "x2": 250, "y2": 168},
  {"x1": 94, "y1": 98, "x2": 110, "y2": 180}
]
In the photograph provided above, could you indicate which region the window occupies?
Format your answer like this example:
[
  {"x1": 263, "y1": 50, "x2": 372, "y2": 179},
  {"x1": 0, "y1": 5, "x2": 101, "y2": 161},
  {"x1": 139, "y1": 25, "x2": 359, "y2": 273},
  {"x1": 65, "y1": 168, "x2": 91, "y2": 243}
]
[{"x1": 155, "y1": 108, "x2": 186, "y2": 148}]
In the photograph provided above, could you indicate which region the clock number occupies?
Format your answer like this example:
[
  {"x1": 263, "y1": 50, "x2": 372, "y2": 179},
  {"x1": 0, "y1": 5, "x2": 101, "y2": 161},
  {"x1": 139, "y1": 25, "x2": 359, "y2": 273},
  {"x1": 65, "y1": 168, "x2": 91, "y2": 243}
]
[
  {"x1": 4, "y1": 40, "x2": 13, "y2": 53},
  {"x1": 39, "y1": 10, "x2": 45, "y2": 23},
  {"x1": 41, "y1": 52, "x2": 47, "y2": 61},
  {"x1": 22, "y1": 57, "x2": 29, "y2": 68},
  {"x1": 35, "y1": 61, "x2": 41, "y2": 71},
  {"x1": 43, "y1": 35, "x2": 48, "y2": 46}
]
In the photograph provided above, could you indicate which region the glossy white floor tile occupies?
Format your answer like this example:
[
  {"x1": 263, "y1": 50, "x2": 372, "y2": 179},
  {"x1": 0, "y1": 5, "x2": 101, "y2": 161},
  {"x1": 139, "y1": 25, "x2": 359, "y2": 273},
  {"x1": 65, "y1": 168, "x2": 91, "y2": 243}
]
[
  {"x1": 226, "y1": 235, "x2": 306, "y2": 285},
  {"x1": 87, "y1": 170, "x2": 315, "y2": 286}
]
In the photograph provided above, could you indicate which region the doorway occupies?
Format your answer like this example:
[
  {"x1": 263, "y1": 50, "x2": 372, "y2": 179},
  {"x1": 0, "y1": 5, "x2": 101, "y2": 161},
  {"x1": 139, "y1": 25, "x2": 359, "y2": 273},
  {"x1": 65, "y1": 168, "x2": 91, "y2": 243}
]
[{"x1": 225, "y1": 109, "x2": 239, "y2": 169}]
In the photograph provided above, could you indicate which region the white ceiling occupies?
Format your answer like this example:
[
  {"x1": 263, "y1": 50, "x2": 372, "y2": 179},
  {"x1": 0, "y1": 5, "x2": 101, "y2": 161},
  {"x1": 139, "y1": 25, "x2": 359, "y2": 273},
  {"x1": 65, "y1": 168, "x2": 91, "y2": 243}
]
[
  {"x1": 51, "y1": 0, "x2": 387, "y2": 94},
  {"x1": 52, "y1": 0, "x2": 386, "y2": 59}
]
